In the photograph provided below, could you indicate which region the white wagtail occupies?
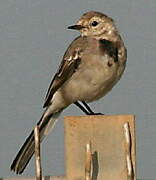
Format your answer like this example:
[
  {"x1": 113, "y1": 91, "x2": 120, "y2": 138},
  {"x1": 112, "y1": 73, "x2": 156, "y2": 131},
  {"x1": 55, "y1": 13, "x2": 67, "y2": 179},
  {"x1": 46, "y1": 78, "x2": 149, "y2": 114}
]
[{"x1": 11, "y1": 11, "x2": 127, "y2": 174}]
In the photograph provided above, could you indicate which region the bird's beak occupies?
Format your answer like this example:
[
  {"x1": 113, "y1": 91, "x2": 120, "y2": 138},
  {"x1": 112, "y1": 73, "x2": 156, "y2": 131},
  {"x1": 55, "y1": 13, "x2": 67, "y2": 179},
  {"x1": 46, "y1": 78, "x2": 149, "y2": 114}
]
[{"x1": 68, "y1": 24, "x2": 85, "y2": 30}]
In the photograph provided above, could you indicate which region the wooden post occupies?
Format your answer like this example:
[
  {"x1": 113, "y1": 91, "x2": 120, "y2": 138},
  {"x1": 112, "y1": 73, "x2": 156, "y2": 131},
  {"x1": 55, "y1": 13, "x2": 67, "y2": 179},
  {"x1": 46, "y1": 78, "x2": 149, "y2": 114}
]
[
  {"x1": 4, "y1": 115, "x2": 137, "y2": 180},
  {"x1": 85, "y1": 141, "x2": 92, "y2": 180},
  {"x1": 64, "y1": 115, "x2": 136, "y2": 180},
  {"x1": 123, "y1": 122, "x2": 134, "y2": 180},
  {"x1": 34, "y1": 126, "x2": 42, "y2": 180}
]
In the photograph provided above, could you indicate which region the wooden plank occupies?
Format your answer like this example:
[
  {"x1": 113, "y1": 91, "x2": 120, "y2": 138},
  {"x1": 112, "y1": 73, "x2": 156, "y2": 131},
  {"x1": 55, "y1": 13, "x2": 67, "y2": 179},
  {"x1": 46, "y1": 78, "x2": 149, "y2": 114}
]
[
  {"x1": 34, "y1": 126, "x2": 42, "y2": 180},
  {"x1": 1, "y1": 177, "x2": 155, "y2": 180},
  {"x1": 64, "y1": 115, "x2": 136, "y2": 180}
]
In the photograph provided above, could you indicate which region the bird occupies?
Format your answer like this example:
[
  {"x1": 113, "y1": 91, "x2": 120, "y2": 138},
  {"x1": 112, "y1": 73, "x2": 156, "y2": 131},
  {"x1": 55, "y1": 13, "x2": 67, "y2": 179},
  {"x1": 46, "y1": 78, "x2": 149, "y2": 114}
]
[{"x1": 10, "y1": 11, "x2": 127, "y2": 174}]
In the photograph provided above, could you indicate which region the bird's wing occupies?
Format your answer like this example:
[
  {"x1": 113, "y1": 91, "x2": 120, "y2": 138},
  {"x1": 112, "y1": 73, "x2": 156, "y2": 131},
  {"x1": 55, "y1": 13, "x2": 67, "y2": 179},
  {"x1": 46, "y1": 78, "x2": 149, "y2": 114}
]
[{"x1": 43, "y1": 47, "x2": 82, "y2": 108}]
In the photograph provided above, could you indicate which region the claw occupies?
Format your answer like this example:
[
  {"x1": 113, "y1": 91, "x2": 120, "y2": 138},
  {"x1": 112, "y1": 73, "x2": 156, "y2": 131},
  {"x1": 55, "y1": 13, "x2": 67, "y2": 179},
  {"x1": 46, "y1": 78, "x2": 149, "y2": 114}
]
[{"x1": 89, "y1": 112, "x2": 104, "y2": 115}]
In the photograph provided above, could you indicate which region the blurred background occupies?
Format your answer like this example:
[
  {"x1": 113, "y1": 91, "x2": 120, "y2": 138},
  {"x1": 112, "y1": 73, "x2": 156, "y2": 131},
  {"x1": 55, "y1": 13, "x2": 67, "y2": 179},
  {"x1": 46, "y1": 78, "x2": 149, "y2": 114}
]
[{"x1": 0, "y1": 0, "x2": 156, "y2": 179}]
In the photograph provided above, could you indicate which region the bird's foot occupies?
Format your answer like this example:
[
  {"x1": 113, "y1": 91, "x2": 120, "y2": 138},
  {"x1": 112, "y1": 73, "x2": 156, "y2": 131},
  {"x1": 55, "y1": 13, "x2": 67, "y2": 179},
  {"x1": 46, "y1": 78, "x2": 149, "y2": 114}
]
[
  {"x1": 74, "y1": 101, "x2": 104, "y2": 115},
  {"x1": 89, "y1": 112, "x2": 104, "y2": 115}
]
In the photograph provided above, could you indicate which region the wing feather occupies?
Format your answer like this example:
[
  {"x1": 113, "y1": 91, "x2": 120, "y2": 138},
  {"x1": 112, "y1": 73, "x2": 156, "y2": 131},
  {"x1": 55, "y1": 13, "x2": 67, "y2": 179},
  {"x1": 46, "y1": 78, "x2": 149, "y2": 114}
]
[{"x1": 43, "y1": 49, "x2": 82, "y2": 108}]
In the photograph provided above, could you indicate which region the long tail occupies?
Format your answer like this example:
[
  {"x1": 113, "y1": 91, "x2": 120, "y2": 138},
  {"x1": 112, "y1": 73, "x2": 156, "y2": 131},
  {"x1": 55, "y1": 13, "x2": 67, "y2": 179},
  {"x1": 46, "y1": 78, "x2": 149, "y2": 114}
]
[{"x1": 10, "y1": 110, "x2": 61, "y2": 174}]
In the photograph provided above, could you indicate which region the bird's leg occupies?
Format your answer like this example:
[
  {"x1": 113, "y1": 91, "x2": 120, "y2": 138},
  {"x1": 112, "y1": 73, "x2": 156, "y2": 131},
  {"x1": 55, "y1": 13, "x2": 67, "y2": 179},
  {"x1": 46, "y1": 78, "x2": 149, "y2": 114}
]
[
  {"x1": 81, "y1": 101, "x2": 104, "y2": 115},
  {"x1": 81, "y1": 101, "x2": 95, "y2": 114},
  {"x1": 74, "y1": 101, "x2": 91, "y2": 115},
  {"x1": 74, "y1": 101, "x2": 104, "y2": 115}
]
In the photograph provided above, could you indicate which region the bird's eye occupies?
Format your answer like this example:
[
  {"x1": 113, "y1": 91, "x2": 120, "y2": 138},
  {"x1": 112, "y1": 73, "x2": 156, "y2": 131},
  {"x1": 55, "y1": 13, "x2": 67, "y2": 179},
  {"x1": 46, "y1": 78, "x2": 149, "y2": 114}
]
[{"x1": 91, "y1": 21, "x2": 98, "y2": 27}]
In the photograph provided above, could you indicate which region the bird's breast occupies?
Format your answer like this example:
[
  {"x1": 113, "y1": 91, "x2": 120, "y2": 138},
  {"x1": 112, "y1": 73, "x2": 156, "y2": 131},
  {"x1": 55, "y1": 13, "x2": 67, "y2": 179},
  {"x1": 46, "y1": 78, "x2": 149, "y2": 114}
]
[{"x1": 60, "y1": 53, "x2": 123, "y2": 103}]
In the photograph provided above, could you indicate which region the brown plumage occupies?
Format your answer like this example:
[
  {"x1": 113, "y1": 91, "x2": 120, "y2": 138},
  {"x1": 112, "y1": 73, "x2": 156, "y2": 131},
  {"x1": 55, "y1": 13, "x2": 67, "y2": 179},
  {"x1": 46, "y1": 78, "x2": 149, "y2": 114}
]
[{"x1": 10, "y1": 11, "x2": 127, "y2": 174}]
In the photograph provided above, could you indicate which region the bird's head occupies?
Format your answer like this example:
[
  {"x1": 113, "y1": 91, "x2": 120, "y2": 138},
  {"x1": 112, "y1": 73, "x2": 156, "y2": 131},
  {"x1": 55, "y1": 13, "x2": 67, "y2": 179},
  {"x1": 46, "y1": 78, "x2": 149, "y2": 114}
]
[{"x1": 68, "y1": 11, "x2": 117, "y2": 37}]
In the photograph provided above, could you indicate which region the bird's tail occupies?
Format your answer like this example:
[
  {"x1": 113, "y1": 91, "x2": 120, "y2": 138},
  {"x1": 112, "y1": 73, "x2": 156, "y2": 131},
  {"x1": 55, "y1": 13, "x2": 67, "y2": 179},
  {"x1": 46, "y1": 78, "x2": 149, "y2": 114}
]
[{"x1": 10, "y1": 110, "x2": 61, "y2": 174}]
